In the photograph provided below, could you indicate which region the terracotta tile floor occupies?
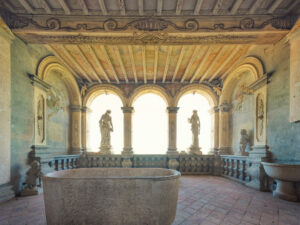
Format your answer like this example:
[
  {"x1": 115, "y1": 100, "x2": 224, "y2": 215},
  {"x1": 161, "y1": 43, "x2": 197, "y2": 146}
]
[{"x1": 0, "y1": 176, "x2": 300, "y2": 225}]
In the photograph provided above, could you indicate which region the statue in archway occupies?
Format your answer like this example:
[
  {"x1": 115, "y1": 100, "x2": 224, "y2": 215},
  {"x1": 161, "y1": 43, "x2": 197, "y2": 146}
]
[
  {"x1": 239, "y1": 129, "x2": 249, "y2": 156},
  {"x1": 99, "y1": 110, "x2": 113, "y2": 154},
  {"x1": 188, "y1": 110, "x2": 202, "y2": 155}
]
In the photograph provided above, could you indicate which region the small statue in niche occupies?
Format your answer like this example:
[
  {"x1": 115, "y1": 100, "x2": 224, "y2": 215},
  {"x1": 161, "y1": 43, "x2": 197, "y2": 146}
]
[
  {"x1": 99, "y1": 110, "x2": 113, "y2": 154},
  {"x1": 239, "y1": 129, "x2": 250, "y2": 156},
  {"x1": 80, "y1": 84, "x2": 87, "y2": 97},
  {"x1": 37, "y1": 95, "x2": 45, "y2": 143},
  {"x1": 188, "y1": 110, "x2": 202, "y2": 155},
  {"x1": 21, "y1": 160, "x2": 43, "y2": 196},
  {"x1": 256, "y1": 94, "x2": 264, "y2": 142}
]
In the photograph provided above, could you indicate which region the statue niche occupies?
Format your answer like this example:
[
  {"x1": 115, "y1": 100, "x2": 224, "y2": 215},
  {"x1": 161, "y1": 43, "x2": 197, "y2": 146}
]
[
  {"x1": 188, "y1": 110, "x2": 202, "y2": 155},
  {"x1": 36, "y1": 95, "x2": 45, "y2": 144},
  {"x1": 238, "y1": 129, "x2": 250, "y2": 156},
  {"x1": 256, "y1": 94, "x2": 264, "y2": 142},
  {"x1": 99, "y1": 110, "x2": 113, "y2": 154}
]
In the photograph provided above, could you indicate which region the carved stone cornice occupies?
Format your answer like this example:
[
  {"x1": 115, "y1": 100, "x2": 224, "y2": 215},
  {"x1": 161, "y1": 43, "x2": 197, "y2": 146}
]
[
  {"x1": 27, "y1": 73, "x2": 51, "y2": 91},
  {"x1": 167, "y1": 107, "x2": 179, "y2": 114},
  {"x1": 248, "y1": 73, "x2": 269, "y2": 91},
  {"x1": 1, "y1": 12, "x2": 296, "y2": 44},
  {"x1": 219, "y1": 102, "x2": 232, "y2": 112}
]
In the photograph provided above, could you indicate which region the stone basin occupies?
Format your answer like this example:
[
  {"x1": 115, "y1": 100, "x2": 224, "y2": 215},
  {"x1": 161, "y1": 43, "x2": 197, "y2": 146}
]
[
  {"x1": 262, "y1": 162, "x2": 300, "y2": 201},
  {"x1": 43, "y1": 168, "x2": 181, "y2": 225}
]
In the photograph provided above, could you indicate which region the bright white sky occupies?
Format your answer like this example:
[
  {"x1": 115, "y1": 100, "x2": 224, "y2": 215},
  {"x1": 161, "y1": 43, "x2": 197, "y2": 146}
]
[{"x1": 87, "y1": 93, "x2": 212, "y2": 154}]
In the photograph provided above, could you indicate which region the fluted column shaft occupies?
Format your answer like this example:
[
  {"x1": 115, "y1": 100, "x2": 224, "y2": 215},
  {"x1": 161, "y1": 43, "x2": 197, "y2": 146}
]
[
  {"x1": 121, "y1": 107, "x2": 134, "y2": 155},
  {"x1": 167, "y1": 107, "x2": 179, "y2": 154}
]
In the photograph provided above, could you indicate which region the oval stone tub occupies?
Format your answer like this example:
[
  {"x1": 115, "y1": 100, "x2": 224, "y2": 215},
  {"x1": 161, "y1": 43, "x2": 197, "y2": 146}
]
[{"x1": 43, "y1": 168, "x2": 181, "y2": 225}]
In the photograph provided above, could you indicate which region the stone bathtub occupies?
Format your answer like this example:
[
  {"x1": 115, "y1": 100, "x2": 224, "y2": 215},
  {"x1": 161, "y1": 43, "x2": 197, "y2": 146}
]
[{"x1": 43, "y1": 168, "x2": 181, "y2": 225}]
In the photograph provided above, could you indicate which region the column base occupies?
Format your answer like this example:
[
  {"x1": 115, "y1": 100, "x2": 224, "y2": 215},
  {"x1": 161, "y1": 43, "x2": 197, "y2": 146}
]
[
  {"x1": 0, "y1": 184, "x2": 15, "y2": 203},
  {"x1": 70, "y1": 147, "x2": 82, "y2": 155},
  {"x1": 167, "y1": 148, "x2": 178, "y2": 155},
  {"x1": 122, "y1": 147, "x2": 133, "y2": 155}
]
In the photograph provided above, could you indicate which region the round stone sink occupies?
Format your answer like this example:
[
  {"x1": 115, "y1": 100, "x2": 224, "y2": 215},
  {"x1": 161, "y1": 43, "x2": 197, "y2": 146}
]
[
  {"x1": 43, "y1": 168, "x2": 181, "y2": 225},
  {"x1": 262, "y1": 162, "x2": 300, "y2": 201}
]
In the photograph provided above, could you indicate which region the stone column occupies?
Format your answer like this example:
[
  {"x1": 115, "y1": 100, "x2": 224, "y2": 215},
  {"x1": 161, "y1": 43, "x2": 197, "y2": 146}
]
[
  {"x1": 121, "y1": 107, "x2": 134, "y2": 168},
  {"x1": 81, "y1": 106, "x2": 87, "y2": 152},
  {"x1": 70, "y1": 105, "x2": 82, "y2": 154},
  {"x1": 166, "y1": 107, "x2": 179, "y2": 170},
  {"x1": 209, "y1": 106, "x2": 219, "y2": 155},
  {"x1": 218, "y1": 102, "x2": 232, "y2": 155},
  {"x1": 0, "y1": 19, "x2": 15, "y2": 202}
]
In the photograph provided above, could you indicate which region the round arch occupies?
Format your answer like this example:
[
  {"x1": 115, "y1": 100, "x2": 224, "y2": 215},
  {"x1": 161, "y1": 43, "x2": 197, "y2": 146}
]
[
  {"x1": 220, "y1": 56, "x2": 265, "y2": 104},
  {"x1": 174, "y1": 84, "x2": 218, "y2": 107},
  {"x1": 83, "y1": 84, "x2": 126, "y2": 107},
  {"x1": 37, "y1": 56, "x2": 81, "y2": 106},
  {"x1": 128, "y1": 84, "x2": 172, "y2": 107}
]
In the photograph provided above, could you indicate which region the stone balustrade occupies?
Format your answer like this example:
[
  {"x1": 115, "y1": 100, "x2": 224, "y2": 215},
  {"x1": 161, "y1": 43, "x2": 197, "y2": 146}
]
[
  {"x1": 220, "y1": 155, "x2": 251, "y2": 184},
  {"x1": 179, "y1": 155, "x2": 215, "y2": 174},
  {"x1": 48, "y1": 155, "x2": 80, "y2": 171}
]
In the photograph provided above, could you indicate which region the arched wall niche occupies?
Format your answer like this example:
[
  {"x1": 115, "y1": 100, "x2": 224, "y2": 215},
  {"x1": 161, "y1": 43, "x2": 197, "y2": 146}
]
[
  {"x1": 128, "y1": 84, "x2": 172, "y2": 107},
  {"x1": 221, "y1": 56, "x2": 264, "y2": 104},
  {"x1": 83, "y1": 84, "x2": 126, "y2": 108},
  {"x1": 37, "y1": 56, "x2": 81, "y2": 106}
]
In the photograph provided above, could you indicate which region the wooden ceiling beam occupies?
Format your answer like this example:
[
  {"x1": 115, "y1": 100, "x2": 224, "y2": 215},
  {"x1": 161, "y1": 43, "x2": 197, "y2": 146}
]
[
  {"x1": 162, "y1": 46, "x2": 172, "y2": 83},
  {"x1": 46, "y1": 45, "x2": 83, "y2": 83},
  {"x1": 268, "y1": 0, "x2": 284, "y2": 13},
  {"x1": 249, "y1": 0, "x2": 263, "y2": 14},
  {"x1": 119, "y1": 0, "x2": 126, "y2": 15},
  {"x1": 59, "y1": 45, "x2": 92, "y2": 82},
  {"x1": 101, "y1": 45, "x2": 120, "y2": 84},
  {"x1": 181, "y1": 46, "x2": 199, "y2": 83},
  {"x1": 142, "y1": 46, "x2": 147, "y2": 84},
  {"x1": 153, "y1": 46, "x2": 159, "y2": 84},
  {"x1": 172, "y1": 46, "x2": 185, "y2": 82},
  {"x1": 114, "y1": 46, "x2": 129, "y2": 83},
  {"x1": 138, "y1": 0, "x2": 144, "y2": 16},
  {"x1": 213, "y1": 0, "x2": 224, "y2": 15},
  {"x1": 87, "y1": 45, "x2": 111, "y2": 83},
  {"x1": 176, "y1": 0, "x2": 184, "y2": 15},
  {"x1": 80, "y1": 0, "x2": 89, "y2": 15},
  {"x1": 199, "y1": 46, "x2": 228, "y2": 83},
  {"x1": 18, "y1": 0, "x2": 34, "y2": 14},
  {"x1": 98, "y1": 0, "x2": 107, "y2": 15},
  {"x1": 194, "y1": 0, "x2": 204, "y2": 15},
  {"x1": 4, "y1": 2, "x2": 16, "y2": 13},
  {"x1": 57, "y1": 0, "x2": 71, "y2": 14},
  {"x1": 128, "y1": 46, "x2": 138, "y2": 84},
  {"x1": 76, "y1": 45, "x2": 102, "y2": 83},
  {"x1": 157, "y1": 0, "x2": 163, "y2": 15},
  {"x1": 209, "y1": 45, "x2": 241, "y2": 82},
  {"x1": 190, "y1": 46, "x2": 212, "y2": 83},
  {"x1": 230, "y1": 0, "x2": 243, "y2": 14},
  {"x1": 40, "y1": 0, "x2": 52, "y2": 14},
  {"x1": 286, "y1": 1, "x2": 300, "y2": 13}
]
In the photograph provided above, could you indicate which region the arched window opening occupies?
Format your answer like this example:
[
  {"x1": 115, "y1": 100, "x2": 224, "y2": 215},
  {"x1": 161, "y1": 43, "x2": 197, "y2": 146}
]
[
  {"x1": 132, "y1": 93, "x2": 168, "y2": 154},
  {"x1": 87, "y1": 93, "x2": 123, "y2": 153},
  {"x1": 177, "y1": 93, "x2": 212, "y2": 154}
]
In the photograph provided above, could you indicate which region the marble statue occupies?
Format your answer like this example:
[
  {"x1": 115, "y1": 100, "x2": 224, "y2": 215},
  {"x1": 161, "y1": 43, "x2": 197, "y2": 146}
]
[
  {"x1": 21, "y1": 160, "x2": 42, "y2": 196},
  {"x1": 239, "y1": 129, "x2": 249, "y2": 155},
  {"x1": 188, "y1": 110, "x2": 202, "y2": 155},
  {"x1": 99, "y1": 110, "x2": 113, "y2": 154}
]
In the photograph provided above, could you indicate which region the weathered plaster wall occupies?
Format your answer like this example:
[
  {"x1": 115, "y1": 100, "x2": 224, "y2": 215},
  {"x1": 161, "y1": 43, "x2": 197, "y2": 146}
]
[
  {"x1": 248, "y1": 43, "x2": 300, "y2": 161},
  {"x1": 10, "y1": 39, "x2": 51, "y2": 193},
  {"x1": 45, "y1": 70, "x2": 70, "y2": 154},
  {"x1": 0, "y1": 28, "x2": 13, "y2": 185}
]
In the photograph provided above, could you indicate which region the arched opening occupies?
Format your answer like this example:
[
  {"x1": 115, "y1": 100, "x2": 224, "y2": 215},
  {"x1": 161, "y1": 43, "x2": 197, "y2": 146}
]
[
  {"x1": 86, "y1": 93, "x2": 123, "y2": 153},
  {"x1": 132, "y1": 93, "x2": 168, "y2": 154},
  {"x1": 177, "y1": 93, "x2": 212, "y2": 154}
]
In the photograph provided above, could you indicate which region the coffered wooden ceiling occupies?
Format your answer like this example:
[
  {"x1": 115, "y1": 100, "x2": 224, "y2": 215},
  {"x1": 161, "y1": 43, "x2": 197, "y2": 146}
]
[
  {"x1": 3, "y1": 0, "x2": 300, "y2": 16},
  {"x1": 48, "y1": 44, "x2": 250, "y2": 84}
]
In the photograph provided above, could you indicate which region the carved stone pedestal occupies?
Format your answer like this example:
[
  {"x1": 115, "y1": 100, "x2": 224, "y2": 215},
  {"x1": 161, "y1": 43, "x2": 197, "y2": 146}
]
[
  {"x1": 21, "y1": 187, "x2": 39, "y2": 197},
  {"x1": 99, "y1": 146, "x2": 112, "y2": 155},
  {"x1": 218, "y1": 147, "x2": 232, "y2": 155},
  {"x1": 0, "y1": 184, "x2": 14, "y2": 203},
  {"x1": 189, "y1": 147, "x2": 202, "y2": 155},
  {"x1": 121, "y1": 149, "x2": 133, "y2": 168},
  {"x1": 246, "y1": 145, "x2": 271, "y2": 191},
  {"x1": 167, "y1": 149, "x2": 179, "y2": 171}
]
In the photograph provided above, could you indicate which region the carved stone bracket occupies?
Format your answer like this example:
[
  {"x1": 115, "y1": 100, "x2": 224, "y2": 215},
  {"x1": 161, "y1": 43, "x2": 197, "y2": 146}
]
[
  {"x1": 219, "y1": 102, "x2": 232, "y2": 112},
  {"x1": 27, "y1": 73, "x2": 51, "y2": 91}
]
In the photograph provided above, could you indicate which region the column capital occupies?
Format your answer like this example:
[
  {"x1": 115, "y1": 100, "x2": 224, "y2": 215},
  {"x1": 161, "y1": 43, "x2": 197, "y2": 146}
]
[
  {"x1": 121, "y1": 106, "x2": 134, "y2": 113},
  {"x1": 81, "y1": 106, "x2": 88, "y2": 113},
  {"x1": 209, "y1": 106, "x2": 219, "y2": 114},
  {"x1": 219, "y1": 102, "x2": 232, "y2": 112},
  {"x1": 70, "y1": 105, "x2": 82, "y2": 112},
  {"x1": 167, "y1": 107, "x2": 179, "y2": 113}
]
